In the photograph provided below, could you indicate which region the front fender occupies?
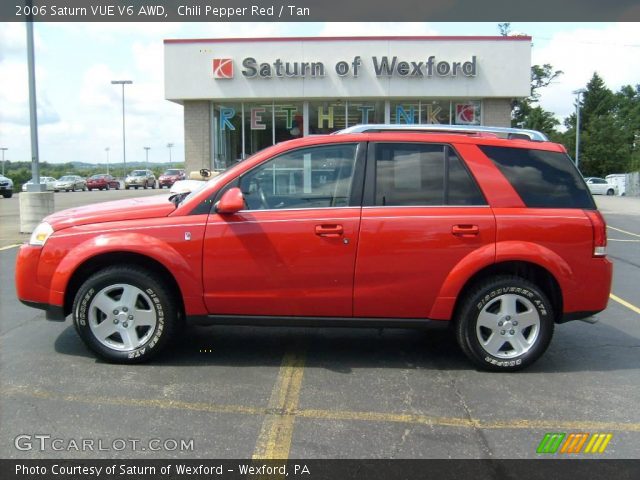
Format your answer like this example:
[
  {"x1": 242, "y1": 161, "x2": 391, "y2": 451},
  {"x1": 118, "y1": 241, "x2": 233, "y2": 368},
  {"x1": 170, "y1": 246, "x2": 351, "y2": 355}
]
[{"x1": 47, "y1": 232, "x2": 202, "y2": 310}]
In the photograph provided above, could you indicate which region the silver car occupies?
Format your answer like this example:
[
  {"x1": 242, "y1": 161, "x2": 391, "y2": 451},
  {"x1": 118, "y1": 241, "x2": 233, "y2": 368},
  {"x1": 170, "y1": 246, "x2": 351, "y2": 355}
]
[
  {"x1": 22, "y1": 176, "x2": 58, "y2": 192},
  {"x1": 55, "y1": 175, "x2": 87, "y2": 192},
  {"x1": 125, "y1": 169, "x2": 156, "y2": 189}
]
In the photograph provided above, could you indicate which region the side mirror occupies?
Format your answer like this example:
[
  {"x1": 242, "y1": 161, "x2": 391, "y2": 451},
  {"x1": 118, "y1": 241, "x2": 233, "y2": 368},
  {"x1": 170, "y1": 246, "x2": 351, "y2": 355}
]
[{"x1": 215, "y1": 187, "x2": 244, "y2": 214}]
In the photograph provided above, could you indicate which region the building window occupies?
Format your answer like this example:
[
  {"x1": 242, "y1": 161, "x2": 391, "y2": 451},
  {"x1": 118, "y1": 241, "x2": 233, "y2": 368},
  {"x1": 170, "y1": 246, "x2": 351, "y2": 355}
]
[
  {"x1": 308, "y1": 101, "x2": 347, "y2": 134},
  {"x1": 452, "y1": 100, "x2": 482, "y2": 125},
  {"x1": 346, "y1": 100, "x2": 385, "y2": 126}
]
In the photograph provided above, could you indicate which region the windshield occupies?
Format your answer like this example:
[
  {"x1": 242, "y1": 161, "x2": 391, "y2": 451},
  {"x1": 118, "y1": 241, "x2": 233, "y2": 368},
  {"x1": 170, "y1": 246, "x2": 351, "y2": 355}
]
[
  {"x1": 90, "y1": 175, "x2": 104, "y2": 180},
  {"x1": 131, "y1": 171, "x2": 146, "y2": 177},
  {"x1": 164, "y1": 170, "x2": 181, "y2": 175},
  {"x1": 59, "y1": 176, "x2": 74, "y2": 181}
]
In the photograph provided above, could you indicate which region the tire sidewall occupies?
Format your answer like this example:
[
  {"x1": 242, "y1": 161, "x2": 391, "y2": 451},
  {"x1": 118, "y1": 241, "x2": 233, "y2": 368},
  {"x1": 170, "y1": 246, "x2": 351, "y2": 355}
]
[
  {"x1": 73, "y1": 268, "x2": 174, "y2": 363},
  {"x1": 459, "y1": 278, "x2": 554, "y2": 371}
]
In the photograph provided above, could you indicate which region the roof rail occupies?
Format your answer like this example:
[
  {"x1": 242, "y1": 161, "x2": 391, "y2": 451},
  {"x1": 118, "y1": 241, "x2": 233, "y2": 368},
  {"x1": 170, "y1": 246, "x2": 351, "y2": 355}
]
[{"x1": 335, "y1": 124, "x2": 549, "y2": 142}]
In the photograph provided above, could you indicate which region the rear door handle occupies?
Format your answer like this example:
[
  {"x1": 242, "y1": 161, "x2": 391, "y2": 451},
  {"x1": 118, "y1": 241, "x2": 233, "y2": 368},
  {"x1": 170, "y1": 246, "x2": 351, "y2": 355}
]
[
  {"x1": 452, "y1": 224, "x2": 480, "y2": 237},
  {"x1": 315, "y1": 224, "x2": 344, "y2": 237}
]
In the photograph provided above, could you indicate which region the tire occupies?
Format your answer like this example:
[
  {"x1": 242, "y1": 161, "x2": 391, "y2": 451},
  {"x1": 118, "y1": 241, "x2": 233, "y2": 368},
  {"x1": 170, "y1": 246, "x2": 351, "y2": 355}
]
[
  {"x1": 2, "y1": 192, "x2": 12, "y2": 198},
  {"x1": 105, "y1": 184, "x2": 110, "y2": 191},
  {"x1": 151, "y1": 181, "x2": 155, "y2": 189},
  {"x1": 454, "y1": 276, "x2": 554, "y2": 372},
  {"x1": 135, "y1": 186, "x2": 139, "y2": 190},
  {"x1": 606, "y1": 189, "x2": 615, "y2": 196},
  {"x1": 126, "y1": 186, "x2": 130, "y2": 190},
  {"x1": 72, "y1": 266, "x2": 178, "y2": 364}
]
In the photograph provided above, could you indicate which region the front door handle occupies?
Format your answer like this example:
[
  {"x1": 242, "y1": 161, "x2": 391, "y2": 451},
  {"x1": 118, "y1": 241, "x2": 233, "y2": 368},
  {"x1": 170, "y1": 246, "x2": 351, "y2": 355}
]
[
  {"x1": 315, "y1": 224, "x2": 344, "y2": 237},
  {"x1": 452, "y1": 224, "x2": 480, "y2": 237}
]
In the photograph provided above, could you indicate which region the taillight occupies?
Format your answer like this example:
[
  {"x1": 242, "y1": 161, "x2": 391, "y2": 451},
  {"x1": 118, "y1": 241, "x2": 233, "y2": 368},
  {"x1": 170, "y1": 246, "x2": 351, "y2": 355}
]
[{"x1": 585, "y1": 210, "x2": 607, "y2": 257}]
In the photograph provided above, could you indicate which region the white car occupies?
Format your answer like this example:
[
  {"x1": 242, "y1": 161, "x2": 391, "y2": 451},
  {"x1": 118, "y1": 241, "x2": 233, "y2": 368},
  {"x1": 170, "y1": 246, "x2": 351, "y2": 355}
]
[
  {"x1": 22, "y1": 176, "x2": 58, "y2": 192},
  {"x1": 584, "y1": 177, "x2": 618, "y2": 196},
  {"x1": 55, "y1": 175, "x2": 87, "y2": 192}
]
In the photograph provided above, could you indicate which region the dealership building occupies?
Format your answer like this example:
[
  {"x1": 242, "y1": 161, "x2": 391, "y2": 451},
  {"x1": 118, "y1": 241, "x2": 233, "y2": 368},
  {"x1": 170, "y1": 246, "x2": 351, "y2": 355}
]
[{"x1": 164, "y1": 36, "x2": 532, "y2": 173}]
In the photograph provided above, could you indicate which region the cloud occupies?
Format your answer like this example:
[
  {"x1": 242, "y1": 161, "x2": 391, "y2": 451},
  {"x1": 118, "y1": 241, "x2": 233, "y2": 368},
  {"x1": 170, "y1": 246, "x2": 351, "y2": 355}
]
[
  {"x1": 533, "y1": 23, "x2": 640, "y2": 121},
  {"x1": 317, "y1": 22, "x2": 438, "y2": 36}
]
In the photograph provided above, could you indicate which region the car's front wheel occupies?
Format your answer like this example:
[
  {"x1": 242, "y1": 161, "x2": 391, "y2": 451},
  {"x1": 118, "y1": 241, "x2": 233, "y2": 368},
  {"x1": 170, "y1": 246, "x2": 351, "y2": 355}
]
[
  {"x1": 72, "y1": 266, "x2": 178, "y2": 363},
  {"x1": 455, "y1": 276, "x2": 554, "y2": 372}
]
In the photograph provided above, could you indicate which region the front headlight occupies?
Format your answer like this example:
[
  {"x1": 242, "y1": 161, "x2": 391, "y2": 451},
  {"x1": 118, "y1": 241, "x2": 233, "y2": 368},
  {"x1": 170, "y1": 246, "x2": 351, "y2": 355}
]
[{"x1": 29, "y1": 222, "x2": 54, "y2": 246}]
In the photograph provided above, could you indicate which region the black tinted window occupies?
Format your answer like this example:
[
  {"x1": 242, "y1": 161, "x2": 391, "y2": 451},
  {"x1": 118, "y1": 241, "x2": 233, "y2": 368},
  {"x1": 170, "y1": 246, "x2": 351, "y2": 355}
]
[
  {"x1": 374, "y1": 143, "x2": 485, "y2": 206},
  {"x1": 479, "y1": 145, "x2": 595, "y2": 209}
]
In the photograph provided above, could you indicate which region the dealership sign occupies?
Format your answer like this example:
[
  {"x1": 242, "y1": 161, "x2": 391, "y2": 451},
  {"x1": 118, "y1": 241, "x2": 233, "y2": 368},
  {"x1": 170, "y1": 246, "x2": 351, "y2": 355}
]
[{"x1": 212, "y1": 55, "x2": 478, "y2": 79}]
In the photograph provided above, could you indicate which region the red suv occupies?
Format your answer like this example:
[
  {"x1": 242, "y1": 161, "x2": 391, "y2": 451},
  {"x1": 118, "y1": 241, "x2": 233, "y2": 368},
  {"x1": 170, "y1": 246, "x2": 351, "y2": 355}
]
[{"x1": 15, "y1": 126, "x2": 612, "y2": 371}]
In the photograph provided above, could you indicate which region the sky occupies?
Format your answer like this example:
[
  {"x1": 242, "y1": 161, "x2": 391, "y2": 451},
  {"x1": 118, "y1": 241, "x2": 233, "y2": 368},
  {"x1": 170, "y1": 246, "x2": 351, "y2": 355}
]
[{"x1": 0, "y1": 21, "x2": 639, "y2": 165}]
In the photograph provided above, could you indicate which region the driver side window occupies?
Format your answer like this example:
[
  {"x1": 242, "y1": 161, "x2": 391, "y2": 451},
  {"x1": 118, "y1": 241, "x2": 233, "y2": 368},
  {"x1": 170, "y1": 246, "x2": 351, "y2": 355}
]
[{"x1": 239, "y1": 144, "x2": 358, "y2": 210}]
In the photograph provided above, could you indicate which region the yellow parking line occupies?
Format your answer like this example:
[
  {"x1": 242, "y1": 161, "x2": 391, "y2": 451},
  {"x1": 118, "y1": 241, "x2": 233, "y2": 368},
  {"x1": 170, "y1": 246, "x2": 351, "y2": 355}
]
[
  {"x1": 610, "y1": 293, "x2": 640, "y2": 316},
  {"x1": 0, "y1": 243, "x2": 20, "y2": 251},
  {"x1": 252, "y1": 350, "x2": 306, "y2": 460},
  {"x1": 3, "y1": 383, "x2": 640, "y2": 433},
  {"x1": 295, "y1": 409, "x2": 640, "y2": 432},
  {"x1": 608, "y1": 225, "x2": 640, "y2": 238},
  {"x1": 0, "y1": 384, "x2": 265, "y2": 416}
]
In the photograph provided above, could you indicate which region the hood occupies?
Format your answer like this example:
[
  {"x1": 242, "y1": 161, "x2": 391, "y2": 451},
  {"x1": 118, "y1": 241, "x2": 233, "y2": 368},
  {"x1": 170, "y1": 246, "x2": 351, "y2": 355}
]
[{"x1": 45, "y1": 194, "x2": 176, "y2": 231}]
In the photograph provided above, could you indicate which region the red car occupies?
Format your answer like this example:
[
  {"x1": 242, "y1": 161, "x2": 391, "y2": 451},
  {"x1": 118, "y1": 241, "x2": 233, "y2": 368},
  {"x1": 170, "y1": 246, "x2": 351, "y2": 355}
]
[
  {"x1": 15, "y1": 125, "x2": 612, "y2": 370},
  {"x1": 87, "y1": 174, "x2": 120, "y2": 191},
  {"x1": 158, "y1": 169, "x2": 185, "y2": 188}
]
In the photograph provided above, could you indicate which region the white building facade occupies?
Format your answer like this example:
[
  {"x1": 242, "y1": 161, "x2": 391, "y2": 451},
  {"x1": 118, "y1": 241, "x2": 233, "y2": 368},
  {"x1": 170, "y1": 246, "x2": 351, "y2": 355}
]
[{"x1": 164, "y1": 36, "x2": 532, "y2": 172}]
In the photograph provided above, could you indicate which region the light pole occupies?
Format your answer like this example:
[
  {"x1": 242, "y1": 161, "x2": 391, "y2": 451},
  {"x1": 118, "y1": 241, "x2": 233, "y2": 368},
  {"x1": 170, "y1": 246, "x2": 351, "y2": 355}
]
[
  {"x1": 105, "y1": 147, "x2": 110, "y2": 175},
  {"x1": 572, "y1": 88, "x2": 587, "y2": 168},
  {"x1": 111, "y1": 80, "x2": 133, "y2": 178},
  {"x1": 167, "y1": 143, "x2": 174, "y2": 167},
  {"x1": 144, "y1": 146, "x2": 150, "y2": 166},
  {"x1": 0, "y1": 148, "x2": 7, "y2": 176}
]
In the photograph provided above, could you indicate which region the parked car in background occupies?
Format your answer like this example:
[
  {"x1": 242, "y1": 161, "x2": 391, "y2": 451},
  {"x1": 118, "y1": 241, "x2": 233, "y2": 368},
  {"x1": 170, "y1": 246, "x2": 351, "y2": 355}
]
[
  {"x1": 15, "y1": 125, "x2": 612, "y2": 371},
  {"x1": 158, "y1": 169, "x2": 186, "y2": 188},
  {"x1": 22, "y1": 176, "x2": 58, "y2": 192},
  {"x1": 584, "y1": 177, "x2": 618, "y2": 196},
  {"x1": 87, "y1": 174, "x2": 120, "y2": 191},
  {"x1": 55, "y1": 175, "x2": 87, "y2": 192},
  {"x1": 0, "y1": 174, "x2": 13, "y2": 198},
  {"x1": 605, "y1": 174, "x2": 626, "y2": 196},
  {"x1": 125, "y1": 170, "x2": 156, "y2": 189}
]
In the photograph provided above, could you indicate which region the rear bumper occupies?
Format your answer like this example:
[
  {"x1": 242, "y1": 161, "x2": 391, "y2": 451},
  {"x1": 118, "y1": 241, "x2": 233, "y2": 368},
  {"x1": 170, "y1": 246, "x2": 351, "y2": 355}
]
[{"x1": 19, "y1": 299, "x2": 66, "y2": 321}]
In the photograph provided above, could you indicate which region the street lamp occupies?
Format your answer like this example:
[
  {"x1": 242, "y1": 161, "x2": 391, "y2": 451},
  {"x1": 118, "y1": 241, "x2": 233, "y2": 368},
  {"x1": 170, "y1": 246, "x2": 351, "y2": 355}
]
[
  {"x1": 572, "y1": 88, "x2": 587, "y2": 168},
  {"x1": 144, "y1": 146, "x2": 150, "y2": 166},
  {"x1": 111, "y1": 80, "x2": 133, "y2": 177},
  {"x1": 105, "y1": 147, "x2": 110, "y2": 175},
  {"x1": 0, "y1": 148, "x2": 7, "y2": 176},
  {"x1": 166, "y1": 143, "x2": 174, "y2": 167}
]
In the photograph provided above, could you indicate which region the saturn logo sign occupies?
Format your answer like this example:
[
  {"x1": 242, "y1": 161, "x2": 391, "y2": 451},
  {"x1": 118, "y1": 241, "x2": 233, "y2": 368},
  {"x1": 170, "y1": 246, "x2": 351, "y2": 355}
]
[{"x1": 212, "y1": 59, "x2": 233, "y2": 79}]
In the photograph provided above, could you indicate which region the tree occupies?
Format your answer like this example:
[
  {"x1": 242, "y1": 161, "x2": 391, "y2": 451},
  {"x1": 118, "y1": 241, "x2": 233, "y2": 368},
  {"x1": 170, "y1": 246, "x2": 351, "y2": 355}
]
[{"x1": 499, "y1": 24, "x2": 563, "y2": 137}]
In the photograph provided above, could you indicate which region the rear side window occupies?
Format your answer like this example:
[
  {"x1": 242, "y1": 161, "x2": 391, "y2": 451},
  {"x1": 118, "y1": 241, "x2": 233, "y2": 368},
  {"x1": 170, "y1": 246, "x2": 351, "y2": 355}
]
[
  {"x1": 374, "y1": 143, "x2": 485, "y2": 206},
  {"x1": 479, "y1": 145, "x2": 596, "y2": 209}
]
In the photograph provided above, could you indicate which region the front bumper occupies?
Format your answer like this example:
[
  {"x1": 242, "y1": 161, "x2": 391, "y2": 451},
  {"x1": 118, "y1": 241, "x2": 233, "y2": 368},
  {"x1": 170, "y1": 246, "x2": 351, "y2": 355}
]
[{"x1": 15, "y1": 244, "x2": 66, "y2": 321}]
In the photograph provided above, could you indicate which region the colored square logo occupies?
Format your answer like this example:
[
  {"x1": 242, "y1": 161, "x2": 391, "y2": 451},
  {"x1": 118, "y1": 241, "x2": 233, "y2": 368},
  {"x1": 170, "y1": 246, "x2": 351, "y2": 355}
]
[{"x1": 212, "y1": 58, "x2": 233, "y2": 79}]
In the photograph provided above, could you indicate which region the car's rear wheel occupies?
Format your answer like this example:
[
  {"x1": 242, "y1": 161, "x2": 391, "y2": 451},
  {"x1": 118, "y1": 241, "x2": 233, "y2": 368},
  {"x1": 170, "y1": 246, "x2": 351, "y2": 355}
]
[
  {"x1": 72, "y1": 266, "x2": 178, "y2": 363},
  {"x1": 606, "y1": 189, "x2": 615, "y2": 196},
  {"x1": 455, "y1": 276, "x2": 554, "y2": 372}
]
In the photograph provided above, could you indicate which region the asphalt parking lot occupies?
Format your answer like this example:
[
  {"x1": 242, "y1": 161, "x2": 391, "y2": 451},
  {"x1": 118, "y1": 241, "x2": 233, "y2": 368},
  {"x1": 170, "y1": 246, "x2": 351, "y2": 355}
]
[{"x1": 0, "y1": 191, "x2": 639, "y2": 459}]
